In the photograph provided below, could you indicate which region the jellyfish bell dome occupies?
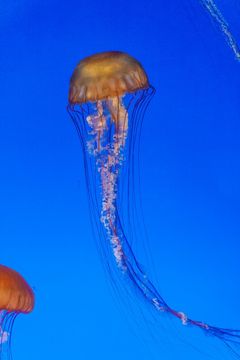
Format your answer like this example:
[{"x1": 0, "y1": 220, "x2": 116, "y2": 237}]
[
  {"x1": 0, "y1": 265, "x2": 34, "y2": 313},
  {"x1": 69, "y1": 51, "x2": 150, "y2": 104}
]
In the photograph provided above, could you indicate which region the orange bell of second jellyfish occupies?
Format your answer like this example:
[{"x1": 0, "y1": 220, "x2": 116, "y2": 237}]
[
  {"x1": 0, "y1": 265, "x2": 34, "y2": 313},
  {"x1": 0, "y1": 265, "x2": 34, "y2": 358}
]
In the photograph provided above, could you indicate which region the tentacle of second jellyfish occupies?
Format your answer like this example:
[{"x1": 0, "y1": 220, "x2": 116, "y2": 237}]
[{"x1": 0, "y1": 311, "x2": 9, "y2": 346}]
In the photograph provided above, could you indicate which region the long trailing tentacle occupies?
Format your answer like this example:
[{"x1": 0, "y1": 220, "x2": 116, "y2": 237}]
[{"x1": 68, "y1": 88, "x2": 240, "y2": 357}]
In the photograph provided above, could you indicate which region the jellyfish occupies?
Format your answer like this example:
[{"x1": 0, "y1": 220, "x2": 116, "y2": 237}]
[
  {"x1": 0, "y1": 265, "x2": 34, "y2": 359},
  {"x1": 200, "y1": 0, "x2": 240, "y2": 61},
  {"x1": 67, "y1": 51, "x2": 240, "y2": 355}
]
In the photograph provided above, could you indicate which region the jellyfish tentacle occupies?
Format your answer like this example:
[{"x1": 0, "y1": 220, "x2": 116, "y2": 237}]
[
  {"x1": 80, "y1": 95, "x2": 240, "y2": 356},
  {"x1": 200, "y1": 0, "x2": 240, "y2": 61}
]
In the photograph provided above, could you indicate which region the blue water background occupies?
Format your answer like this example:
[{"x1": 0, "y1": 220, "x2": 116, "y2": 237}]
[{"x1": 0, "y1": 0, "x2": 240, "y2": 359}]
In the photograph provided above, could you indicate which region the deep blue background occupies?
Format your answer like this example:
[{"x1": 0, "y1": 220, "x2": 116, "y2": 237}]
[{"x1": 0, "y1": 0, "x2": 240, "y2": 359}]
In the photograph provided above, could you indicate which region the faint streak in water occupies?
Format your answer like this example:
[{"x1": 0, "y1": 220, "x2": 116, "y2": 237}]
[{"x1": 200, "y1": 0, "x2": 240, "y2": 61}]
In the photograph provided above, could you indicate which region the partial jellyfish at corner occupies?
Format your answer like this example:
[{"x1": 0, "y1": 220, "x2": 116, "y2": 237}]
[
  {"x1": 200, "y1": 0, "x2": 240, "y2": 61},
  {"x1": 67, "y1": 51, "x2": 240, "y2": 357},
  {"x1": 0, "y1": 265, "x2": 34, "y2": 360}
]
